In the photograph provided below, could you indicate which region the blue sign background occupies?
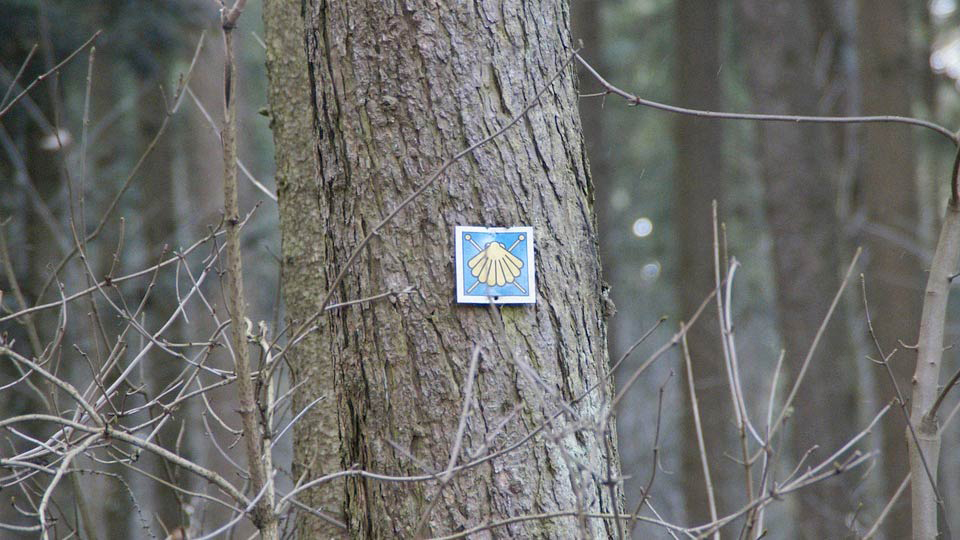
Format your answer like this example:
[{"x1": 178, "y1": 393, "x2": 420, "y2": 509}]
[{"x1": 460, "y1": 230, "x2": 531, "y2": 297}]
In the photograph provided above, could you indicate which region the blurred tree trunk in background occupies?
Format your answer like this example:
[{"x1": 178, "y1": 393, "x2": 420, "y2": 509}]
[
  {"x1": 136, "y1": 70, "x2": 188, "y2": 537},
  {"x1": 673, "y1": 0, "x2": 730, "y2": 527},
  {"x1": 572, "y1": 0, "x2": 611, "y2": 274},
  {"x1": 737, "y1": 1, "x2": 860, "y2": 536},
  {"x1": 856, "y1": 1, "x2": 922, "y2": 537},
  {"x1": 262, "y1": 0, "x2": 343, "y2": 536},
  {"x1": 277, "y1": 0, "x2": 622, "y2": 536},
  {"x1": 2, "y1": 31, "x2": 77, "y2": 539}
]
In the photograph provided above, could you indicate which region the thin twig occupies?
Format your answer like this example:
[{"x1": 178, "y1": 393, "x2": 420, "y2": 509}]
[
  {"x1": 627, "y1": 371, "x2": 671, "y2": 535},
  {"x1": 324, "y1": 285, "x2": 416, "y2": 311},
  {"x1": 863, "y1": 473, "x2": 910, "y2": 539},
  {"x1": 0, "y1": 43, "x2": 38, "y2": 108},
  {"x1": 679, "y1": 327, "x2": 719, "y2": 540},
  {"x1": 929, "y1": 355, "x2": 960, "y2": 419},
  {"x1": 860, "y1": 275, "x2": 943, "y2": 506},
  {"x1": 0, "y1": 31, "x2": 101, "y2": 120},
  {"x1": 768, "y1": 248, "x2": 862, "y2": 439},
  {"x1": 185, "y1": 86, "x2": 276, "y2": 201},
  {"x1": 574, "y1": 53, "x2": 958, "y2": 146},
  {"x1": 413, "y1": 346, "x2": 482, "y2": 538}
]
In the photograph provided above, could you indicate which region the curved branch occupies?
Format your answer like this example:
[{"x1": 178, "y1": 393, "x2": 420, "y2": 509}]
[
  {"x1": 574, "y1": 53, "x2": 958, "y2": 146},
  {"x1": 0, "y1": 346, "x2": 103, "y2": 426}
]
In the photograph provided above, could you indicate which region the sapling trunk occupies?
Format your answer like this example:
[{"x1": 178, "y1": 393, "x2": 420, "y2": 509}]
[{"x1": 910, "y1": 200, "x2": 960, "y2": 539}]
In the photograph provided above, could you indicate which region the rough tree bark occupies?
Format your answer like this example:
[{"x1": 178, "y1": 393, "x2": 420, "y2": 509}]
[
  {"x1": 737, "y1": 1, "x2": 859, "y2": 537},
  {"x1": 262, "y1": 0, "x2": 343, "y2": 537},
  {"x1": 673, "y1": 0, "x2": 730, "y2": 527},
  {"x1": 856, "y1": 2, "x2": 923, "y2": 536},
  {"x1": 273, "y1": 0, "x2": 623, "y2": 537}
]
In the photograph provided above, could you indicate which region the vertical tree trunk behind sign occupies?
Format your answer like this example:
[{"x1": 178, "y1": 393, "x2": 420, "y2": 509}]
[{"x1": 273, "y1": 0, "x2": 623, "y2": 537}]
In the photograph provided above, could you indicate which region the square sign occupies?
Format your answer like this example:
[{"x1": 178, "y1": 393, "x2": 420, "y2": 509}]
[{"x1": 455, "y1": 226, "x2": 536, "y2": 304}]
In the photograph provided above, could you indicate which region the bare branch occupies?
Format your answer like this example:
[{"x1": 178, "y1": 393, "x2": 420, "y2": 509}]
[
  {"x1": 679, "y1": 327, "x2": 718, "y2": 540},
  {"x1": 768, "y1": 248, "x2": 862, "y2": 439},
  {"x1": 0, "y1": 31, "x2": 101, "y2": 120},
  {"x1": 574, "y1": 53, "x2": 958, "y2": 146},
  {"x1": 910, "y1": 200, "x2": 960, "y2": 537}
]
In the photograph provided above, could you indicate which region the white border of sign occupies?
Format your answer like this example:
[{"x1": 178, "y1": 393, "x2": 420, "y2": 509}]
[{"x1": 455, "y1": 225, "x2": 536, "y2": 305}]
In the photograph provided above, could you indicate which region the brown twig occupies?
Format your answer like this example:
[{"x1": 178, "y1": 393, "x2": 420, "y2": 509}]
[
  {"x1": 863, "y1": 473, "x2": 910, "y2": 539},
  {"x1": 0, "y1": 413, "x2": 249, "y2": 507},
  {"x1": 951, "y1": 144, "x2": 960, "y2": 206},
  {"x1": 860, "y1": 275, "x2": 943, "y2": 507},
  {"x1": 574, "y1": 53, "x2": 958, "y2": 146},
  {"x1": 930, "y1": 365, "x2": 960, "y2": 421},
  {"x1": 679, "y1": 326, "x2": 719, "y2": 540},
  {"x1": 218, "y1": 2, "x2": 275, "y2": 533},
  {"x1": 0, "y1": 43, "x2": 38, "y2": 108},
  {"x1": 767, "y1": 248, "x2": 862, "y2": 439},
  {"x1": 712, "y1": 202, "x2": 757, "y2": 511},
  {"x1": 626, "y1": 371, "x2": 671, "y2": 535},
  {"x1": 0, "y1": 31, "x2": 101, "y2": 120},
  {"x1": 413, "y1": 346, "x2": 482, "y2": 538},
  {"x1": 608, "y1": 278, "x2": 720, "y2": 414}
]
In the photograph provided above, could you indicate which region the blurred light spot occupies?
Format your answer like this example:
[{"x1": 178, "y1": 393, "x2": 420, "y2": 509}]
[
  {"x1": 932, "y1": 0, "x2": 956, "y2": 19},
  {"x1": 932, "y1": 37, "x2": 960, "y2": 82},
  {"x1": 611, "y1": 188, "x2": 630, "y2": 212},
  {"x1": 632, "y1": 217, "x2": 653, "y2": 238},
  {"x1": 641, "y1": 261, "x2": 661, "y2": 283},
  {"x1": 39, "y1": 128, "x2": 73, "y2": 151}
]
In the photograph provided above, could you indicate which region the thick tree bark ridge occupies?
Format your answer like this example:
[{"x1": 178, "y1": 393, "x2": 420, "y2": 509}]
[{"x1": 299, "y1": 0, "x2": 622, "y2": 538}]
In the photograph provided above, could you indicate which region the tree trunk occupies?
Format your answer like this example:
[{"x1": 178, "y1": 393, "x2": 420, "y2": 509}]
[
  {"x1": 136, "y1": 72, "x2": 188, "y2": 538},
  {"x1": 263, "y1": 0, "x2": 344, "y2": 536},
  {"x1": 673, "y1": 0, "x2": 730, "y2": 527},
  {"x1": 572, "y1": 0, "x2": 611, "y2": 272},
  {"x1": 737, "y1": 1, "x2": 859, "y2": 537},
  {"x1": 280, "y1": 0, "x2": 623, "y2": 537},
  {"x1": 856, "y1": 1, "x2": 922, "y2": 537}
]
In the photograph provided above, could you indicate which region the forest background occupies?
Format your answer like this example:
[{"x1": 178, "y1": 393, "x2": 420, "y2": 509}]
[{"x1": 3, "y1": 0, "x2": 960, "y2": 538}]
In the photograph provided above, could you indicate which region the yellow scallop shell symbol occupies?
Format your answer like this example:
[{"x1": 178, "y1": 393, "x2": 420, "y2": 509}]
[{"x1": 468, "y1": 241, "x2": 524, "y2": 286}]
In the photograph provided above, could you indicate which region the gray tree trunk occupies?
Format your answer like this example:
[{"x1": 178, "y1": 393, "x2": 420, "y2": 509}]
[
  {"x1": 737, "y1": 1, "x2": 860, "y2": 537},
  {"x1": 673, "y1": 0, "x2": 730, "y2": 527},
  {"x1": 137, "y1": 73, "x2": 188, "y2": 538},
  {"x1": 572, "y1": 0, "x2": 611, "y2": 273},
  {"x1": 274, "y1": 0, "x2": 623, "y2": 537},
  {"x1": 263, "y1": 0, "x2": 344, "y2": 536},
  {"x1": 856, "y1": 2, "x2": 922, "y2": 537}
]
